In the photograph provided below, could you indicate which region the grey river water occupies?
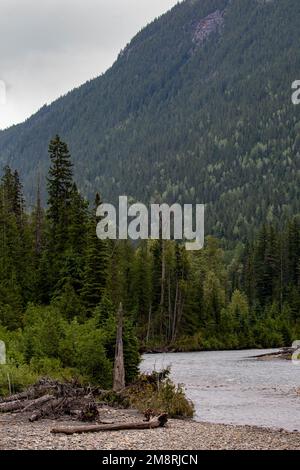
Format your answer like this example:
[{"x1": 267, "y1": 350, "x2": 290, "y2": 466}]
[{"x1": 141, "y1": 349, "x2": 300, "y2": 431}]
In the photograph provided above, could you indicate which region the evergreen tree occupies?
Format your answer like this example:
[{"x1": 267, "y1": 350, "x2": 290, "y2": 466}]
[
  {"x1": 47, "y1": 135, "x2": 73, "y2": 251},
  {"x1": 44, "y1": 136, "x2": 74, "y2": 294},
  {"x1": 81, "y1": 195, "x2": 109, "y2": 312}
]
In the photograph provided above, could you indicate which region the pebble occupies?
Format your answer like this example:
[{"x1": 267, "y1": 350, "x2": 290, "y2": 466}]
[{"x1": 0, "y1": 408, "x2": 300, "y2": 450}]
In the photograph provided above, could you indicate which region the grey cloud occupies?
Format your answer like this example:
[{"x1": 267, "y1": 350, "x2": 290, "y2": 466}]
[{"x1": 0, "y1": 0, "x2": 178, "y2": 129}]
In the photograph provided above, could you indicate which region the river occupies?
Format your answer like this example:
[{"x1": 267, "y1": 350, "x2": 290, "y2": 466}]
[{"x1": 141, "y1": 349, "x2": 300, "y2": 431}]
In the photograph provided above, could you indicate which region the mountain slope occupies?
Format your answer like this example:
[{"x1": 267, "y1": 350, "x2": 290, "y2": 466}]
[{"x1": 0, "y1": 0, "x2": 299, "y2": 240}]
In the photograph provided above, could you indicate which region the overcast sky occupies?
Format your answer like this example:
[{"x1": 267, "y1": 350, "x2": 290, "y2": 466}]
[{"x1": 0, "y1": 0, "x2": 179, "y2": 130}]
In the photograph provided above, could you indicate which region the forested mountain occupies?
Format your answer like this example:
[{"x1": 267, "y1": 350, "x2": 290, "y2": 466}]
[
  {"x1": 0, "y1": 0, "x2": 299, "y2": 240},
  {"x1": 1, "y1": 138, "x2": 300, "y2": 390}
]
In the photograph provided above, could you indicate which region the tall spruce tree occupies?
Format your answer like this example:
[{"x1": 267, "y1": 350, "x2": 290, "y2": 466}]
[
  {"x1": 44, "y1": 136, "x2": 74, "y2": 295},
  {"x1": 47, "y1": 135, "x2": 73, "y2": 248},
  {"x1": 81, "y1": 194, "x2": 108, "y2": 312}
]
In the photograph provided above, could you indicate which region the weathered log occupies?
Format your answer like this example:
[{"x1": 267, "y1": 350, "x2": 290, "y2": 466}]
[
  {"x1": 29, "y1": 397, "x2": 63, "y2": 422},
  {"x1": 22, "y1": 394, "x2": 54, "y2": 412},
  {"x1": 0, "y1": 399, "x2": 28, "y2": 412},
  {"x1": 0, "y1": 394, "x2": 54, "y2": 414},
  {"x1": 51, "y1": 413, "x2": 168, "y2": 435},
  {"x1": 0, "y1": 389, "x2": 36, "y2": 403}
]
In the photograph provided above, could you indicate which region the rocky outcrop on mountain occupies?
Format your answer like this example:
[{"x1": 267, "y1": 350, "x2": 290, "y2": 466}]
[
  {"x1": 0, "y1": 0, "x2": 299, "y2": 240},
  {"x1": 193, "y1": 10, "x2": 224, "y2": 46}
]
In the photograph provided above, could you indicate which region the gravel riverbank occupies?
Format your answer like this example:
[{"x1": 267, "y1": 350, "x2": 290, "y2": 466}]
[{"x1": 1, "y1": 407, "x2": 300, "y2": 450}]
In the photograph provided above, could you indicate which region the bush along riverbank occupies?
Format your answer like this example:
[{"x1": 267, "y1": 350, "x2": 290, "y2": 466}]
[{"x1": 0, "y1": 370, "x2": 194, "y2": 422}]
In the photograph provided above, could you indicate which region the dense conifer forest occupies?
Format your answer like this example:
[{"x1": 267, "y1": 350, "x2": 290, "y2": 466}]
[
  {"x1": 0, "y1": 0, "x2": 299, "y2": 241},
  {"x1": 0, "y1": 135, "x2": 299, "y2": 391}
]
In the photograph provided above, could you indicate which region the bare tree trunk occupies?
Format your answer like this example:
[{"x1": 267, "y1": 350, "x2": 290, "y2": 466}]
[
  {"x1": 51, "y1": 414, "x2": 168, "y2": 435},
  {"x1": 175, "y1": 293, "x2": 185, "y2": 341},
  {"x1": 146, "y1": 304, "x2": 152, "y2": 343},
  {"x1": 159, "y1": 240, "x2": 166, "y2": 338},
  {"x1": 160, "y1": 241, "x2": 166, "y2": 308},
  {"x1": 113, "y1": 303, "x2": 125, "y2": 392},
  {"x1": 0, "y1": 395, "x2": 53, "y2": 413},
  {"x1": 168, "y1": 273, "x2": 172, "y2": 341},
  {"x1": 172, "y1": 281, "x2": 179, "y2": 342}
]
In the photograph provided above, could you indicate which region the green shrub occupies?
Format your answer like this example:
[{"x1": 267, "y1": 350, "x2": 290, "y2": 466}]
[
  {"x1": 59, "y1": 318, "x2": 113, "y2": 387},
  {"x1": 23, "y1": 304, "x2": 66, "y2": 361},
  {"x1": 154, "y1": 380, "x2": 194, "y2": 418},
  {"x1": 175, "y1": 332, "x2": 204, "y2": 352},
  {"x1": 0, "y1": 364, "x2": 38, "y2": 397},
  {"x1": 99, "y1": 390, "x2": 130, "y2": 408},
  {"x1": 29, "y1": 357, "x2": 70, "y2": 378},
  {"x1": 126, "y1": 370, "x2": 194, "y2": 419}
]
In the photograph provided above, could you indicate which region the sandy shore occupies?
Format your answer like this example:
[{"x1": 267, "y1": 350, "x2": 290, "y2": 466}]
[{"x1": 1, "y1": 407, "x2": 300, "y2": 450}]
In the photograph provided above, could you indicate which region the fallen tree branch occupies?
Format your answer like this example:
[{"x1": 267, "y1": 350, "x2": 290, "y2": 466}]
[
  {"x1": 0, "y1": 396, "x2": 54, "y2": 413},
  {"x1": 22, "y1": 394, "x2": 54, "y2": 412},
  {"x1": 51, "y1": 413, "x2": 168, "y2": 435},
  {"x1": 29, "y1": 397, "x2": 65, "y2": 422},
  {"x1": 0, "y1": 389, "x2": 36, "y2": 403},
  {"x1": 0, "y1": 399, "x2": 27, "y2": 412}
]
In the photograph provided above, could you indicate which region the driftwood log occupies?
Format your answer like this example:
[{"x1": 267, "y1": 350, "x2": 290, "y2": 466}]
[
  {"x1": 22, "y1": 395, "x2": 54, "y2": 412},
  {"x1": 0, "y1": 399, "x2": 27, "y2": 412},
  {"x1": 0, "y1": 389, "x2": 36, "y2": 403},
  {"x1": 51, "y1": 413, "x2": 168, "y2": 435},
  {"x1": 29, "y1": 397, "x2": 68, "y2": 422}
]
